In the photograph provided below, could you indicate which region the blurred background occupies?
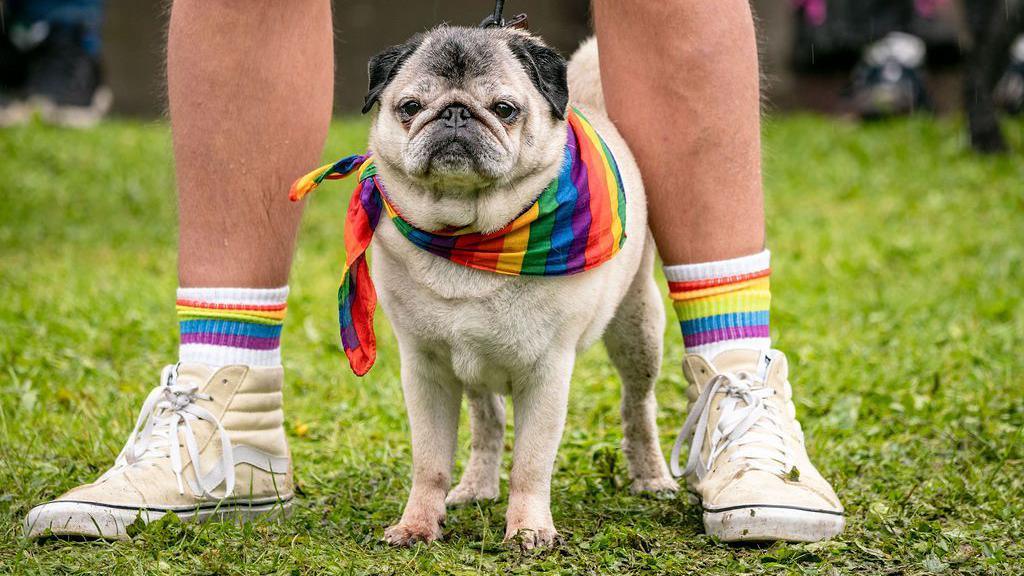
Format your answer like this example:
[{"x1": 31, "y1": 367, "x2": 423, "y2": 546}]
[{"x1": 1, "y1": 0, "x2": 1022, "y2": 130}]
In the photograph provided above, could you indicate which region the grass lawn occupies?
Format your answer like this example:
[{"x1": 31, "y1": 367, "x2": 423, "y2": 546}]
[{"x1": 1, "y1": 115, "x2": 1022, "y2": 575}]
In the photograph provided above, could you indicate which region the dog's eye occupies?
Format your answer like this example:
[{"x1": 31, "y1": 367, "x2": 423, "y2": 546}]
[
  {"x1": 398, "y1": 100, "x2": 422, "y2": 119},
  {"x1": 492, "y1": 101, "x2": 518, "y2": 121}
]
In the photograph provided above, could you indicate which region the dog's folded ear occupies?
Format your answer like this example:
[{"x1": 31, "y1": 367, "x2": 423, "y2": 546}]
[
  {"x1": 506, "y1": 35, "x2": 568, "y2": 120},
  {"x1": 363, "y1": 35, "x2": 424, "y2": 114}
]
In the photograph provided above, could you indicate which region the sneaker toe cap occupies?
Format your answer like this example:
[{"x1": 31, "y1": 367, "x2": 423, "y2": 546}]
[
  {"x1": 705, "y1": 470, "x2": 843, "y2": 514},
  {"x1": 24, "y1": 500, "x2": 153, "y2": 540}
]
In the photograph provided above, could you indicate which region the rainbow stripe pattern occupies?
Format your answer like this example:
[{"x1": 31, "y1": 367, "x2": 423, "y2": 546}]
[
  {"x1": 289, "y1": 108, "x2": 627, "y2": 376},
  {"x1": 177, "y1": 300, "x2": 287, "y2": 353},
  {"x1": 667, "y1": 254, "x2": 771, "y2": 356}
]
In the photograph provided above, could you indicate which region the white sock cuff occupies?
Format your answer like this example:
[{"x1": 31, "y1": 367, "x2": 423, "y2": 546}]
[
  {"x1": 179, "y1": 344, "x2": 282, "y2": 368},
  {"x1": 687, "y1": 338, "x2": 773, "y2": 361},
  {"x1": 176, "y1": 286, "x2": 289, "y2": 305},
  {"x1": 663, "y1": 249, "x2": 770, "y2": 283},
  {"x1": 177, "y1": 286, "x2": 289, "y2": 368}
]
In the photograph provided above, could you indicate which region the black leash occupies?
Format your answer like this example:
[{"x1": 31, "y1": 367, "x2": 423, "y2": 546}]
[
  {"x1": 480, "y1": 0, "x2": 528, "y2": 30},
  {"x1": 479, "y1": 0, "x2": 505, "y2": 27}
]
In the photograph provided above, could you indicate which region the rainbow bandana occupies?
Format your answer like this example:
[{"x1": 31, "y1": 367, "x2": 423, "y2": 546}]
[{"x1": 289, "y1": 108, "x2": 627, "y2": 375}]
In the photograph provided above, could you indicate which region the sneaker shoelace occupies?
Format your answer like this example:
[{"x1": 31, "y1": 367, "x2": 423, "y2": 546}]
[
  {"x1": 670, "y1": 371, "x2": 792, "y2": 481},
  {"x1": 97, "y1": 364, "x2": 236, "y2": 498}
]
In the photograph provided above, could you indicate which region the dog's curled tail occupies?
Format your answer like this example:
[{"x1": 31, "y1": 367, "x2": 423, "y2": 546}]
[{"x1": 566, "y1": 37, "x2": 605, "y2": 113}]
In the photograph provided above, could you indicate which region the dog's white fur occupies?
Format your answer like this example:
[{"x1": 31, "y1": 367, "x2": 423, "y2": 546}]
[{"x1": 369, "y1": 35, "x2": 677, "y2": 549}]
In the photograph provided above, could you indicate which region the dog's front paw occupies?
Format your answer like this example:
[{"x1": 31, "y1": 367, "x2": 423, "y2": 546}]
[
  {"x1": 383, "y1": 521, "x2": 443, "y2": 546},
  {"x1": 446, "y1": 480, "x2": 499, "y2": 507},
  {"x1": 630, "y1": 475, "x2": 679, "y2": 498},
  {"x1": 505, "y1": 526, "x2": 563, "y2": 551}
]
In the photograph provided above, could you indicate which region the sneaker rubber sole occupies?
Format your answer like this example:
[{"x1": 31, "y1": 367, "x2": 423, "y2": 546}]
[
  {"x1": 703, "y1": 503, "x2": 845, "y2": 542},
  {"x1": 24, "y1": 496, "x2": 292, "y2": 540},
  {"x1": 687, "y1": 491, "x2": 844, "y2": 542}
]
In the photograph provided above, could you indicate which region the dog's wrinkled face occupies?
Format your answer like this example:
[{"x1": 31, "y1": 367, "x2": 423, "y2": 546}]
[{"x1": 365, "y1": 26, "x2": 568, "y2": 193}]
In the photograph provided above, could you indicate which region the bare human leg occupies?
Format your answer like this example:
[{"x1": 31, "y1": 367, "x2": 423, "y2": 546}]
[
  {"x1": 593, "y1": 0, "x2": 763, "y2": 264},
  {"x1": 171, "y1": 0, "x2": 333, "y2": 287},
  {"x1": 24, "y1": 0, "x2": 335, "y2": 540},
  {"x1": 593, "y1": 0, "x2": 845, "y2": 543}
]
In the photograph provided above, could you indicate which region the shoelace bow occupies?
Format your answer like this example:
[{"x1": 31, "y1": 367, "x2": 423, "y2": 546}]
[
  {"x1": 98, "y1": 365, "x2": 236, "y2": 498},
  {"x1": 670, "y1": 371, "x2": 793, "y2": 481}
]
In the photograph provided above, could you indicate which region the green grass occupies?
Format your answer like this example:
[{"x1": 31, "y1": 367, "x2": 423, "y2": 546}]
[{"x1": 1, "y1": 115, "x2": 1022, "y2": 575}]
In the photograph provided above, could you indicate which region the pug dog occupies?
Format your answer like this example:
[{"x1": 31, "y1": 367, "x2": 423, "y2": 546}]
[{"x1": 361, "y1": 26, "x2": 678, "y2": 549}]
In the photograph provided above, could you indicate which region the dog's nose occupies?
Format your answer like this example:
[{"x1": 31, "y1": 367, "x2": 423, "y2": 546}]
[{"x1": 440, "y1": 103, "x2": 472, "y2": 129}]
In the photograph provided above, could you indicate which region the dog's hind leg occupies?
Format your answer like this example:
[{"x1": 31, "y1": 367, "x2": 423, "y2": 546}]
[
  {"x1": 604, "y1": 239, "x2": 678, "y2": 495},
  {"x1": 447, "y1": 391, "x2": 505, "y2": 506}
]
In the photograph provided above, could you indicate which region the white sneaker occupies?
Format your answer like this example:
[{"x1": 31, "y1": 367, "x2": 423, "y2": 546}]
[
  {"x1": 24, "y1": 364, "x2": 293, "y2": 539},
  {"x1": 670, "y1": 349, "x2": 844, "y2": 542}
]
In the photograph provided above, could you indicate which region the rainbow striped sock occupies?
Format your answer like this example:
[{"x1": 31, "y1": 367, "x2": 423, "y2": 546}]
[
  {"x1": 665, "y1": 250, "x2": 771, "y2": 359},
  {"x1": 176, "y1": 287, "x2": 288, "y2": 367}
]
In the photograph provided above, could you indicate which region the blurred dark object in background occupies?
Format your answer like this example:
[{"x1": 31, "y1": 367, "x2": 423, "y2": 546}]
[
  {"x1": 791, "y1": 0, "x2": 960, "y2": 71},
  {"x1": 783, "y1": 0, "x2": 1024, "y2": 154},
  {"x1": 848, "y1": 31, "x2": 932, "y2": 118},
  {"x1": 994, "y1": 37, "x2": 1024, "y2": 114},
  {"x1": 0, "y1": 0, "x2": 111, "y2": 127},
  {"x1": 787, "y1": 0, "x2": 960, "y2": 115},
  {"x1": 962, "y1": 0, "x2": 1024, "y2": 153},
  {"x1": 0, "y1": 22, "x2": 29, "y2": 121}
]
